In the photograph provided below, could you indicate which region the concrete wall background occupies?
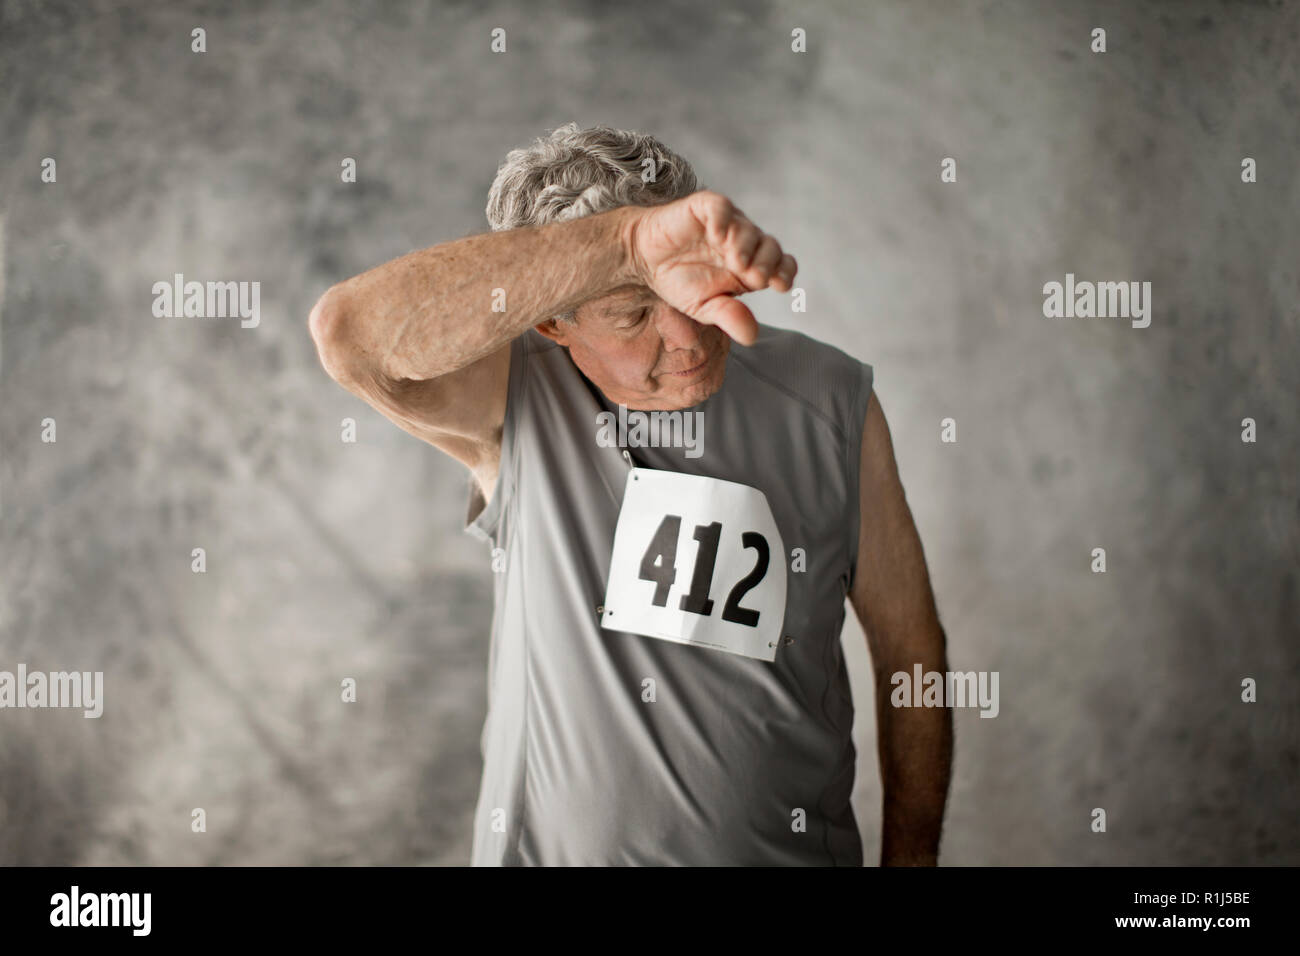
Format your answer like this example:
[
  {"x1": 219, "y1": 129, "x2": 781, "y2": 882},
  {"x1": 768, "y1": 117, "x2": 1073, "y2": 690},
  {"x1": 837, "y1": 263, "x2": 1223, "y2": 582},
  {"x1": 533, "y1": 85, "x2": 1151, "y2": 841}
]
[{"x1": 1, "y1": 0, "x2": 1296, "y2": 865}]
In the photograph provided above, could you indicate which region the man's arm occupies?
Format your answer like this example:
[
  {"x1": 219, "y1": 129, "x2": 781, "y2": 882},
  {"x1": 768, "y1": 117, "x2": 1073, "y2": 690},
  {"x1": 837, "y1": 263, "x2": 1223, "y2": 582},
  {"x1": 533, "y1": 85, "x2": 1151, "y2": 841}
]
[
  {"x1": 849, "y1": 391, "x2": 953, "y2": 866},
  {"x1": 307, "y1": 205, "x2": 645, "y2": 495},
  {"x1": 306, "y1": 191, "x2": 796, "y2": 496}
]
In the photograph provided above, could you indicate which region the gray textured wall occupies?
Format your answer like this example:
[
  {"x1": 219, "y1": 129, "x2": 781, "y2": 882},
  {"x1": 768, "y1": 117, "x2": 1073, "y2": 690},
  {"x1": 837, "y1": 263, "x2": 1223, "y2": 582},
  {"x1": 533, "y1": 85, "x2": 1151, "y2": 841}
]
[{"x1": 1, "y1": 0, "x2": 1296, "y2": 865}]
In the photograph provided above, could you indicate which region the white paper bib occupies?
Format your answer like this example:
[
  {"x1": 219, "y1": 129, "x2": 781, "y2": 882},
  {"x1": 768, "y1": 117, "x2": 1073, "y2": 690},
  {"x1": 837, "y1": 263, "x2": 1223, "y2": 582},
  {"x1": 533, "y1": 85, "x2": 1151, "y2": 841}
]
[{"x1": 600, "y1": 465, "x2": 788, "y2": 661}]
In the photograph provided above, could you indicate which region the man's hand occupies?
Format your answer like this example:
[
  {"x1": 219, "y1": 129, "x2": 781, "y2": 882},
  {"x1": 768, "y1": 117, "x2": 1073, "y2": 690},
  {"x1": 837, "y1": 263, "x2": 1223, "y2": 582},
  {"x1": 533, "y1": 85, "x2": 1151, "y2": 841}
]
[{"x1": 622, "y1": 190, "x2": 797, "y2": 346}]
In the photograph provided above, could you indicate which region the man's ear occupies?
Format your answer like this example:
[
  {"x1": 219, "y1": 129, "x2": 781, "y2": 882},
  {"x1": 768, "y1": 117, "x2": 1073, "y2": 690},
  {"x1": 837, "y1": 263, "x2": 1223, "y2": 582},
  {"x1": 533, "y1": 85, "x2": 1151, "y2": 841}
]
[{"x1": 534, "y1": 316, "x2": 572, "y2": 345}]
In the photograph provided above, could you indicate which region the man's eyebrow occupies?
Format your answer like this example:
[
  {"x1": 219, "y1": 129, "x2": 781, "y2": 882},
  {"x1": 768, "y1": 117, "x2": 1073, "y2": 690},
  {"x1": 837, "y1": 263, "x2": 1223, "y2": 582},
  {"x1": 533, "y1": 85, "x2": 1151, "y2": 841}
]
[{"x1": 605, "y1": 291, "x2": 655, "y2": 313}]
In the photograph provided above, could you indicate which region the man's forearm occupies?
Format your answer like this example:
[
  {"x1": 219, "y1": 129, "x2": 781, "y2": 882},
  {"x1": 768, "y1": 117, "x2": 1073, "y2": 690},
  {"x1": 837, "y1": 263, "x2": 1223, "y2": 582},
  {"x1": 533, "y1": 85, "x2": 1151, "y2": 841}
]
[
  {"x1": 876, "y1": 635, "x2": 954, "y2": 865},
  {"x1": 313, "y1": 205, "x2": 642, "y2": 383}
]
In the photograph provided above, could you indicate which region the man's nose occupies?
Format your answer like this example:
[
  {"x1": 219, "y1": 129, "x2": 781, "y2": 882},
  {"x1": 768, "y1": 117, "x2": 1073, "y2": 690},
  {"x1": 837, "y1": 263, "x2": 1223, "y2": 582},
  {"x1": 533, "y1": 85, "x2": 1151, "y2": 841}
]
[{"x1": 653, "y1": 306, "x2": 704, "y2": 351}]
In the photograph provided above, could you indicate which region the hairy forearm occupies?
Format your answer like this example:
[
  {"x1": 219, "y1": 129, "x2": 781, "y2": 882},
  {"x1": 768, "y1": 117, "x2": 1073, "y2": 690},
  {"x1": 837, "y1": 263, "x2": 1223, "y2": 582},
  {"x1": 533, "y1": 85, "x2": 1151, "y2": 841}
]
[
  {"x1": 313, "y1": 205, "x2": 641, "y2": 383},
  {"x1": 875, "y1": 631, "x2": 953, "y2": 866}
]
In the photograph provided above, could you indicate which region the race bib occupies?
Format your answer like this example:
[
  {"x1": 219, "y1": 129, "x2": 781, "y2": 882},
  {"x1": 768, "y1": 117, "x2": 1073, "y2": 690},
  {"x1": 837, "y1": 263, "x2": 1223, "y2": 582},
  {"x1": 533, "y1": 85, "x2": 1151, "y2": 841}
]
[{"x1": 600, "y1": 466, "x2": 787, "y2": 661}]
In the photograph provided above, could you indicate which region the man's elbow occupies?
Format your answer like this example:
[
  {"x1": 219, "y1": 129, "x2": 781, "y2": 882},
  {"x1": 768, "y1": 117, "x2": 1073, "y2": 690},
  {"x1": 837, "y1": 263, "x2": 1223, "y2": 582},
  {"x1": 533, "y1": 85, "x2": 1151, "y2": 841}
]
[
  {"x1": 308, "y1": 286, "x2": 362, "y2": 386},
  {"x1": 863, "y1": 612, "x2": 949, "y2": 684}
]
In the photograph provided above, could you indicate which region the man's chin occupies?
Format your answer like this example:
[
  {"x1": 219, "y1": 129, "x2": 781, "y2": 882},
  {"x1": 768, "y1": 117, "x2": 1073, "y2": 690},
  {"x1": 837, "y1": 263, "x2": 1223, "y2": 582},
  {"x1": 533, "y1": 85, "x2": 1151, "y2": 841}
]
[
  {"x1": 621, "y1": 384, "x2": 712, "y2": 412},
  {"x1": 657, "y1": 370, "x2": 724, "y2": 410}
]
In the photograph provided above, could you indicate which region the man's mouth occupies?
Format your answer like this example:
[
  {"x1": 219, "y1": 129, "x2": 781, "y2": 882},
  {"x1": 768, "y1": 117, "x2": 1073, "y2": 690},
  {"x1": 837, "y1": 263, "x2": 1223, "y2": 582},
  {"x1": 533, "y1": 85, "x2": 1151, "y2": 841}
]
[{"x1": 663, "y1": 356, "x2": 709, "y2": 378}]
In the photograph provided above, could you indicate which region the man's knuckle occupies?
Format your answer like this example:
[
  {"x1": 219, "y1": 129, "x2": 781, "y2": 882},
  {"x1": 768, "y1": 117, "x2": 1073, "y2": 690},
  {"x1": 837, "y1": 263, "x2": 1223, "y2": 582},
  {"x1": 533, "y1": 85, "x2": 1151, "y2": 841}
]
[{"x1": 709, "y1": 193, "x2": 735, "y2": 220}]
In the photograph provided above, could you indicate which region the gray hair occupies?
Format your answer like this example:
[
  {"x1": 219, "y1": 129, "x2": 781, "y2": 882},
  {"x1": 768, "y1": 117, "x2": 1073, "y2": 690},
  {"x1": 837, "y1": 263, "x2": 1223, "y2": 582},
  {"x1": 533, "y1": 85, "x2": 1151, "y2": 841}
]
[{"x1": 485, "y1": 122, "x2": 701, "y2": 323}]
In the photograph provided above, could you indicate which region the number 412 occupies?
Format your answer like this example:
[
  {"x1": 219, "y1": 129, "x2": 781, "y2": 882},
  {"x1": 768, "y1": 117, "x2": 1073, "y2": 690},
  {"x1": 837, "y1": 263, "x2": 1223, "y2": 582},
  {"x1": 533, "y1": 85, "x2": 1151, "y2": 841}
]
[{"x1": 638, "y1": 515, "x2": 769, "y2": 628}]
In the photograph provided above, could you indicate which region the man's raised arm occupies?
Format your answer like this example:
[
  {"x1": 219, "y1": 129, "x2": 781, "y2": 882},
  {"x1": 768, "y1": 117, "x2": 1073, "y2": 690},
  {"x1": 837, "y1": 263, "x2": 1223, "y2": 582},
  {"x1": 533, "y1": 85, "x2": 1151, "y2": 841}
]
[
  {"x1": 306, "y1": 205, "x2": 644, "y2": 486},
  {"x1": 306, "y1": 191, "x2": 797, "y2": 484},
  {"x1": 309, "y1": 206, "x2": 642, "y2": 388}
]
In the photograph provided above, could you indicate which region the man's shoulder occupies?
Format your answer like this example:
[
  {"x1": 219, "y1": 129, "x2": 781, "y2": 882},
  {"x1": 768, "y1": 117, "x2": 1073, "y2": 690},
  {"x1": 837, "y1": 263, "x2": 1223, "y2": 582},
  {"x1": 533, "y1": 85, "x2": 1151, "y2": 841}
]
[
  {"x1": 746, "y1": 321, "x2": 867, "y2": 365},
  {"x1": 729, "y1": 322, "x2": 874, "y2": 437}
]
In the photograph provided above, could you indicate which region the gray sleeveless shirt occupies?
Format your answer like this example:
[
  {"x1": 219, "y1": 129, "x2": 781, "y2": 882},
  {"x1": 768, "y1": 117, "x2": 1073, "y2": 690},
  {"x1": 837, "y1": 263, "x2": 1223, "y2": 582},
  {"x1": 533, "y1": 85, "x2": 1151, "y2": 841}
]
[{"x1": 463, "y1": 323, "x2": 874, "y2": 865}]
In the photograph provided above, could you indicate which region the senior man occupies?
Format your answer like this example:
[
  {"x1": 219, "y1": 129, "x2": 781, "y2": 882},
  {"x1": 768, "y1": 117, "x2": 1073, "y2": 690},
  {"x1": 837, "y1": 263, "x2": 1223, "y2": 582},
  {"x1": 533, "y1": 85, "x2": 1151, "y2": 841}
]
[{"x1": 309, "y1": 123, "x2": 952, "y2": 866}]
